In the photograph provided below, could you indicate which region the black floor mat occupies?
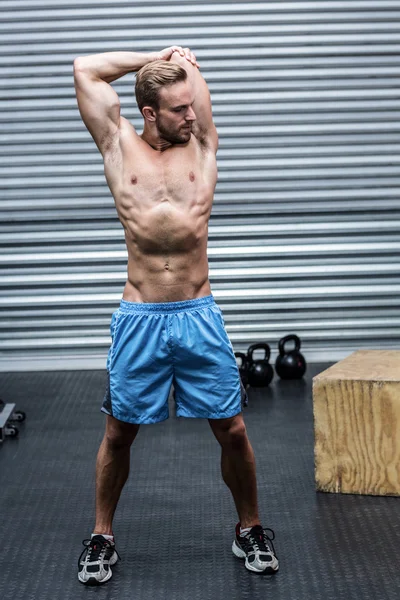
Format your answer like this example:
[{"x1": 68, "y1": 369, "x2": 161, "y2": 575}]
[{"x1": 0, "y1": 364, "x2": 399, "y2": 600}]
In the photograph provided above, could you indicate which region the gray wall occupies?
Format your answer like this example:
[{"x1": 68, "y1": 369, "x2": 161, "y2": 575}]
[{"x1": 1, "y1": 1, "x2": 400, "y2": 371}]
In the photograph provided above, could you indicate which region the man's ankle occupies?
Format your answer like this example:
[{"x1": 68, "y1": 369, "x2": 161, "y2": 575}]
[
  {"x1": 93, "y1": 528, "x2": 114, "y2": 537},
  {"x1": 240, "y1": 519, "x2": 260, "y2": 528}
]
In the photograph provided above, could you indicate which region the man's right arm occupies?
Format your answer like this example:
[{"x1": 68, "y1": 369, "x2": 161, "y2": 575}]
[
  {"x1": 73, "y1": 51, "x2": 155, "y2": 154},
  {"x1": 74, "y1": 47, "x2": 196, "y2": 154}
]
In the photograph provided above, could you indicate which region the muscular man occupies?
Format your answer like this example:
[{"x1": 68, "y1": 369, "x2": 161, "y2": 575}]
[{"x1": 74, "y1": 45, "x2": 278, "y2": 586}]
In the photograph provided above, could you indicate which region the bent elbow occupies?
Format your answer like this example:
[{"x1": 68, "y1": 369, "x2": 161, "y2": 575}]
[
  {"x1": 73, "y1": 58, "x2": 82, "y2": 78},
  {"x1": 73, "y1": 57, "x2": 88, "y2": 75}
]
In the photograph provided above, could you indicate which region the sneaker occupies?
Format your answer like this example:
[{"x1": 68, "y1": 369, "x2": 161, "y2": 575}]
[
  {"x1": 232, "y1": 523, "x2": 279, "y2": 574},
  {"x1": 78, "y1": 534, "x2": 120, "y2": 585}
]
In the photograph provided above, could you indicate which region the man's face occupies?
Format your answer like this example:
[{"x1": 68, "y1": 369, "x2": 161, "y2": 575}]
[{"x1": 155, "y1": 80, "x2": 196, "y2": 144}]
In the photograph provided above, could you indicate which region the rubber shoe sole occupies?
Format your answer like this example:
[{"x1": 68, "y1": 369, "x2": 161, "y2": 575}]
[
  {"x1": 78, "y1": 550, "x2": 118, "y2": 585},
  {"x1": 232, "y1": 540, "x2": 279, "y2": 574}
]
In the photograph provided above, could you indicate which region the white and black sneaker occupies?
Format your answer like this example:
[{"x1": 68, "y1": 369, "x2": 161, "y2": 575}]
[
  {"x1": 78, "y1": 534, "x2": 120, "y2": 585},
  {"x1": 232, "y1": 523, "x2": 279, "y2": 574}
]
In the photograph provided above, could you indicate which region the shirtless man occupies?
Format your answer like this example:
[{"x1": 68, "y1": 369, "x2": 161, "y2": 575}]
[{"x1": 74, "y1": 45, "x2": 278, "y2": 586}]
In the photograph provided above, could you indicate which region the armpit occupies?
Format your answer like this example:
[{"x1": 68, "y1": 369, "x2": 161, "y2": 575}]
[{"x1": 192, "y1": 122, "x2": 213, "y2": 149}]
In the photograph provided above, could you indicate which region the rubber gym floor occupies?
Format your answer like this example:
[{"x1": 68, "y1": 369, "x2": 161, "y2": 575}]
[{"x1": 0, "y1": 363, "x2": 399, "y2": 600}]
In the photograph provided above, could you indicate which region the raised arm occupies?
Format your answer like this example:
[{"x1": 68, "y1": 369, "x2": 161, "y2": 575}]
[
  {"x1": 74, "y1": 52, "x2": 145, "y2": 154},
  {"x1": 170, "y1": 48, "x2": 218, "y2": 152},
  {"x1": 73, "y1": 47, "x2": 192, "y2": 155}
]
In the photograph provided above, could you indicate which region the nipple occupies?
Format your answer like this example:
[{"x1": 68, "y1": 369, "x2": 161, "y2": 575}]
[
  {"x1": 189, "y1": 171, "x2": 195, "y2": 182},
  {"x1": 131, "y1": 175, "x2": 137, "y2": 185}
]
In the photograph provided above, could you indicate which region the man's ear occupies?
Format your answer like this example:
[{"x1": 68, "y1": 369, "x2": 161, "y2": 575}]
[{"x1": 142, "y1": 106, "x2": 157, "y2": 122}]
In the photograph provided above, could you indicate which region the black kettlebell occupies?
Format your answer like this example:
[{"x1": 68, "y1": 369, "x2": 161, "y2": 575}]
[
  {"x1": 246, "y1": 343, "x2": 274, "y2": 387},
  {"x1": 235, "y1": 352, "x2": 249, "y2": 388},
  {"x1": 275, "y1": 334, "x2": 306, "y2": 380}
]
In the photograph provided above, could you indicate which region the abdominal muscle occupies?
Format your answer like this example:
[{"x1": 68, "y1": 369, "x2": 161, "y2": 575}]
[
  {"x1": 119, "y1": 200, "x2": 212, "y2": 304},
  {"x1": 123, "y1": 253, "x2": 211, "y2": 303}
]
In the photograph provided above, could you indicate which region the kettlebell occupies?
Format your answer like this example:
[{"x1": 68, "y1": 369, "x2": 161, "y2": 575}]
[
  {"x1": 234, "y1": 352, "x2": 249, "y2": 388},
  {"x1": 275, "y1": 334, "x2": 306, "y2": 380},
  {"x1": 246, "y1": 343, "x2": 274, "y2": 387}
]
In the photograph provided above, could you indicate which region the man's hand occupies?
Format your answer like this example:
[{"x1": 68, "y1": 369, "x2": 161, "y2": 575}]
[{"x1": 153, "y1": 46, "x2": 199, "y2": 68}]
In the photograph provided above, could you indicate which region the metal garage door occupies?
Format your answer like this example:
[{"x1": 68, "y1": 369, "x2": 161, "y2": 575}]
[{"x1": 1, "y1": 1, "x2": 400, "y2": 370}]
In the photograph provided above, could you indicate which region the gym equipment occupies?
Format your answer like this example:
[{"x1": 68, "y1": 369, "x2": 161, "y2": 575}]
[
  {"x1": 0, "y1": 398, "x2": 26, "y2": 443},
  {"x1": 4, "y1": 424, "x2": 19, "y2": 437},
  {"x1": 11, "y1": 410, "x2": 26, "y2": 422},
  {"x1": 246, "y1": 343, "x2": 274, "y2": 387},
  {"x1": 275, "y1": 334, "x2": 307, "y2": 380},
  {"x1": 314, "y1": 350, "x2": 400, "y2": 495},
  {"x1": 234, "y1": 352, "x2": 249, "y2": 387}
]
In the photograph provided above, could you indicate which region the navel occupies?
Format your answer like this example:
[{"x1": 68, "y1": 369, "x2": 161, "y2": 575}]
[
  {"x1": 189, "y1": 171, "x2": 195, "y2": 182},
  {"x1": 164, "y1": 263, "x2": 170, "y2": 271},
  {"x1": 131, "y1": 175, "x2": 137, "y2": 185}
]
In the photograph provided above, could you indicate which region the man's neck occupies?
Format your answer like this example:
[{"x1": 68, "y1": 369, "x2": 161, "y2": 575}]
[{"x1": 141, "y1": 125, "x2": 173, "y2": 152}]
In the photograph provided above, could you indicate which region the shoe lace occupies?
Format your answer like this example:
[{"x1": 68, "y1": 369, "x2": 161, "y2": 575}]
[
  {"x1": 78, "y1": 537, "x2": 121, "y2": 570},
  {"x1": 247, "y1": 527, "x2": 278, "y2": 559}
]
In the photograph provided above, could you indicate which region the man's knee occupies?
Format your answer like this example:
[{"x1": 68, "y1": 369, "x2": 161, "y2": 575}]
[
  {"x1": 104, "y1": 415, "x2": 139, "y2": 449},
  {"x1": 210, "y1": 415, "x2": 248, "y2": 450}
]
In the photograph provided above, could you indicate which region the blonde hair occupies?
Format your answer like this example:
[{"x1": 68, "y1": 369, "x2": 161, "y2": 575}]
[{"x1": 135, "y1": 60, "x2": 187, "y2": 112}]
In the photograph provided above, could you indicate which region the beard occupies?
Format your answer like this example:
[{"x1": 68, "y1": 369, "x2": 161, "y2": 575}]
[{"x1": 156, "y1": 117, "x2": 191, "y2": 145}]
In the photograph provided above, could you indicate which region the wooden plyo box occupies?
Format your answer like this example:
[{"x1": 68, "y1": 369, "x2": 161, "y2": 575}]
[{"x1": 313, "y1": 350, "x2": 400, "y2": 496}]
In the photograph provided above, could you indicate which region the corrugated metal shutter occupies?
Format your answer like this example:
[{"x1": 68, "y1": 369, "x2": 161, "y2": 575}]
[{"x1": 1, "y1": 1, "x2": 400, "y2": 371}]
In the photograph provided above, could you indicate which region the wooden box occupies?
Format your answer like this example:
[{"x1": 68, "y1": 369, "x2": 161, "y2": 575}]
[{"x1": 313, "y1": 350, "x2": 400, "y2": 496}]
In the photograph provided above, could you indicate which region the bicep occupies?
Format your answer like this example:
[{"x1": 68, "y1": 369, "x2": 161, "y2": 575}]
[
  {"x1": 74, "y1": 60, "x2": 121, "y2": 153},
  {"x1": 170, "y1": 54, "x2": 218, "y2": 151},
  {"x1": 192, "y1": 73, "x2": 218, "y2": 151}
]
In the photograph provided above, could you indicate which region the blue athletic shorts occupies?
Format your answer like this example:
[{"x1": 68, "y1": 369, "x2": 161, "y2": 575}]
[{"x1": 101, "y1": 295, "x2": 246, "y2": 424}]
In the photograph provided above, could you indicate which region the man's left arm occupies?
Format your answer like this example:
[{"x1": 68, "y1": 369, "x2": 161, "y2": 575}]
[{"x1": 170, "y1": 48, "x2": 218, "y2": 152}]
